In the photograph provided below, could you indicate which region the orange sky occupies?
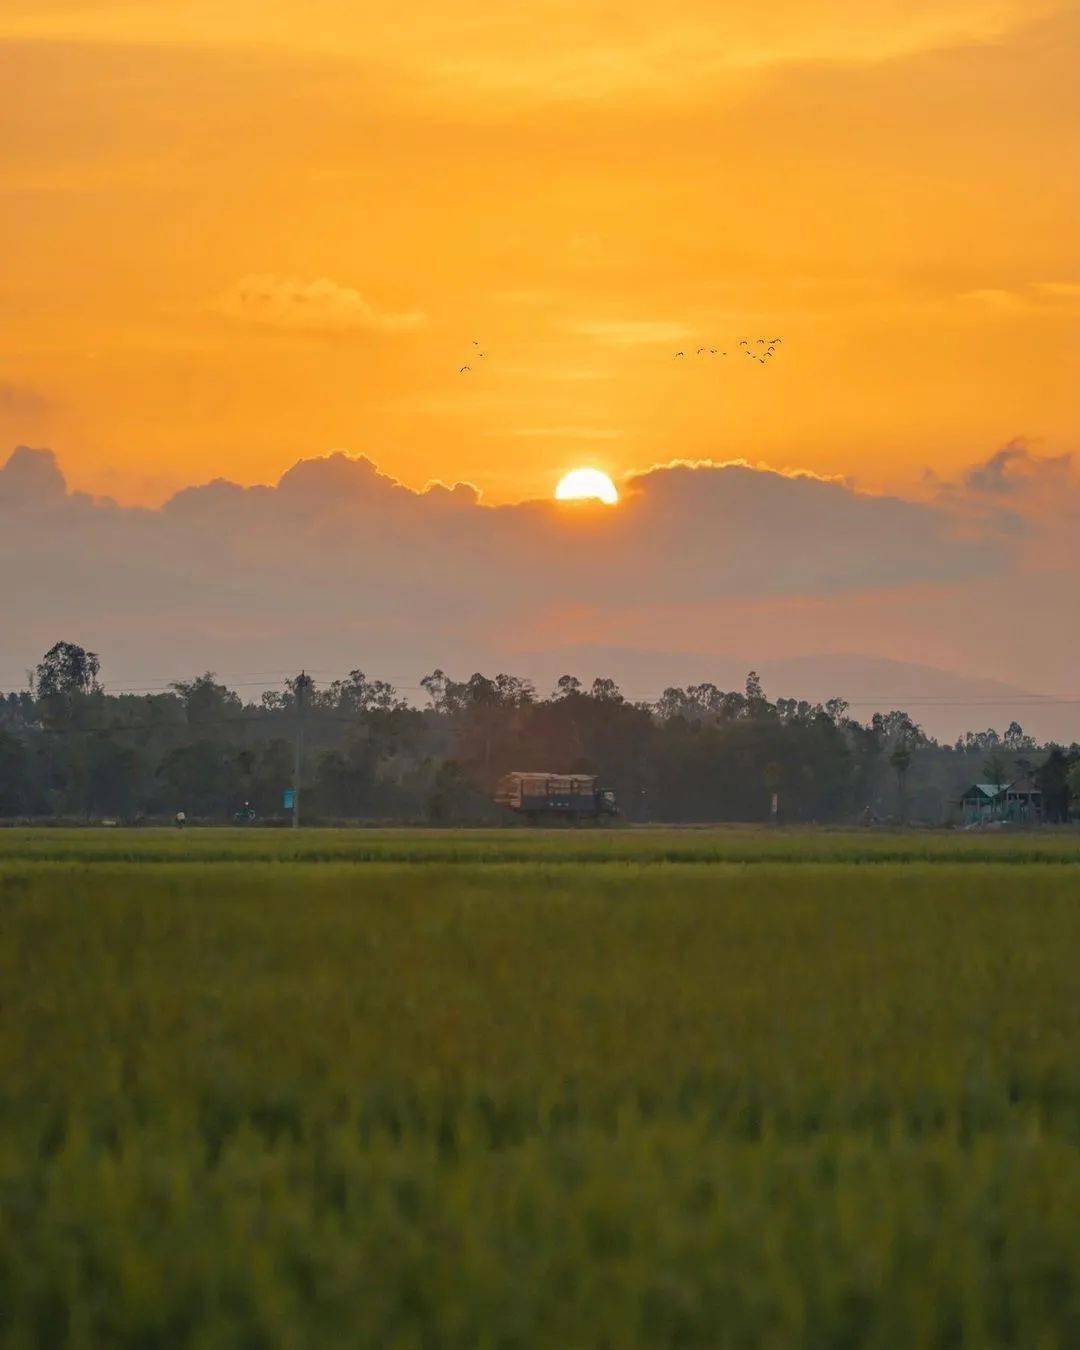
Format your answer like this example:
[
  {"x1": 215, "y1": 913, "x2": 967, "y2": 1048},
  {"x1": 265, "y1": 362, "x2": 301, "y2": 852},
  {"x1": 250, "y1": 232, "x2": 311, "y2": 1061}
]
[{"x1": 1, "y1": 1, "x2": 1077, "y2": 505}]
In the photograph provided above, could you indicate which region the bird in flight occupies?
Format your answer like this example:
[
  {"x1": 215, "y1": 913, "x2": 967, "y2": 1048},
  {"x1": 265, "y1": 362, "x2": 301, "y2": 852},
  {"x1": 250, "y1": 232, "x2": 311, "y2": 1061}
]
[
  {"x1": 459, "y1": 365, "x2": 471, "y2": 374},
  {"x1": 663, "y1": 335, "x2": 782, "y2": 365}
]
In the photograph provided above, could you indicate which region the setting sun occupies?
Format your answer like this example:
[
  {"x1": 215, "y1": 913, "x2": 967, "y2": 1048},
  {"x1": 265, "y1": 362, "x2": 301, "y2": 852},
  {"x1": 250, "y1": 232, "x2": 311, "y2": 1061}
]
[{"x1": 555, "y1": 468, "x2": 619, "y2": 505}]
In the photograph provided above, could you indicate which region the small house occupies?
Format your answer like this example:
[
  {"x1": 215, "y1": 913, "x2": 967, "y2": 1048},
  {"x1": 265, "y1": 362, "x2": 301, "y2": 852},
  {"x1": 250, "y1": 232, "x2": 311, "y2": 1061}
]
[{"x1": 959, "y1": 780, "x2": 1042, "y2": 824}]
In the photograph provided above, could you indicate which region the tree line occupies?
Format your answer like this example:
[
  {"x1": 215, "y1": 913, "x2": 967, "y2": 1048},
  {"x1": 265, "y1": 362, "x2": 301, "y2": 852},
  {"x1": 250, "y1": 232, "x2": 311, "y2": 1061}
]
[{"x1": 1, "y1": 641, "x2": 1077, "y2": 824}]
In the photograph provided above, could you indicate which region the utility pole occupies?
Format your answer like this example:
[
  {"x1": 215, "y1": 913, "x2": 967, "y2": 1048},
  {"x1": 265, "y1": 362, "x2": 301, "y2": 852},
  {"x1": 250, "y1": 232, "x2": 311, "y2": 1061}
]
[{"x1": 292, "y1": 670, "x2": 310, "y2": 829}]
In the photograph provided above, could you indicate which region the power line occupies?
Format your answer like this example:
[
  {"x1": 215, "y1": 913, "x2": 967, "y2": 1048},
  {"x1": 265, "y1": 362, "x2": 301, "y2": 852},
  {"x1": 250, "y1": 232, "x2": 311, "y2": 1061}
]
[
  {"x1": 0, "y1": 670, "x2": 430, "y2": 695},
  {"x1": 5, "y1": 673, "x2": 1080, "y2": 711}
]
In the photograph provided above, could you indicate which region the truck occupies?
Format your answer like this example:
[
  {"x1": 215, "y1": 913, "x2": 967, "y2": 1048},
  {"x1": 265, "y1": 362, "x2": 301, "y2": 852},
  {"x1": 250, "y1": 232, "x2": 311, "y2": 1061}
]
[{"x1": 493, "y1": 772, "x2": 618, "y2": 823}]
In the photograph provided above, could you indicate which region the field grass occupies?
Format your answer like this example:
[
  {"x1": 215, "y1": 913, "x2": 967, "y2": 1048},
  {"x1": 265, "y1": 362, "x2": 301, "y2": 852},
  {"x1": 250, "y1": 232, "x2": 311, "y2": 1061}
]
[
  {"x1": 1, "y1": 832, "x2": 1078, "y2": 1346},
  {"x1": 2, "y1": 824, "x2": 1080, "y2": 865}
]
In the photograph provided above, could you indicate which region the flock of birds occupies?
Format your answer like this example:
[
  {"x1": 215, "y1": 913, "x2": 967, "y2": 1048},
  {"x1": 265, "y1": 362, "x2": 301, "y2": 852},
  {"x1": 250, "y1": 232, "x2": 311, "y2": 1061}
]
[
  {"x1": 459, "y1": 340, "x2": 486, "y2": 374},
  {"x1": 459, "y1": 337, "x2": 784, "y2": 372},
  {"x1": 673, "y1": 338, "x2": 782, "y2": 365}
]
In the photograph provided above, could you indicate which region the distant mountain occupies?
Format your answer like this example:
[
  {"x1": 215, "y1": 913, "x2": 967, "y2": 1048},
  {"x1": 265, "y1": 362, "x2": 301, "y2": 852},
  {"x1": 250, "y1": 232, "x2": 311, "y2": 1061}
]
[{"x1": 502, "y1": 645, "x2": 1078, "y2": 744}]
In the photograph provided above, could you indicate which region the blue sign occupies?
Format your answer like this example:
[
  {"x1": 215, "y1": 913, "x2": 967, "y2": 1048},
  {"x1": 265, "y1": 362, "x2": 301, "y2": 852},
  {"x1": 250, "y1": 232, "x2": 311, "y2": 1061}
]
[{"x1": 282, "y1": 789, "x2": 295, "y2": 810}]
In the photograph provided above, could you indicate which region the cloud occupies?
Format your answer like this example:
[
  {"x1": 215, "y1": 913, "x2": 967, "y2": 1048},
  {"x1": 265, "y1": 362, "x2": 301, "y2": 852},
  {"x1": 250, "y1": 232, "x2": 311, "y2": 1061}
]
[
  {"x1": 0, "y1": 445, "x2": 67, "y2": 506},
  {"x1": 0, "y1": 383, "x2": 54, "y2": 420},
  {"x1": 3, "y1": 440, "x2": 1080, "y2": 727},
  {"x1": 0, "y1": 439, "x2": 1053, "y2": 685},
  {"x1": 924, "y1": 440, "x2": 1080, "y2": 579},
  {"x1": 962, "y1": 439, "x2": 1072, "y2": 496},
  {"x1": 215, "y1": 275, "x2": 426, "y2": 333},
  {"x1": 627, "y1": 456, "x2": 848, "y2": 486},
  {"x1": 617, "y1": 459, "x2": 1003, "y2": 597},
  {"x1": 925, "y1": 439, "x2": 1077, "y2": 533}
]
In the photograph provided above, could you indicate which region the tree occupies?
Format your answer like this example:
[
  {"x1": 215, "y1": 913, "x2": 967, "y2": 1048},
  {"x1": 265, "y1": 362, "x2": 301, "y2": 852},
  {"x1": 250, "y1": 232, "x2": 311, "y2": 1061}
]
[
  {"x1": 1037, "y1": 748, "x2": 1071, "y2": 823},
  {"x1": 85, "y1": 736, "x2": 139, "y2": 817},
  {"x1": 248, "y1": 739, "x2": 294, "y2": 815},
  {"x1": 776, "y1": 698, "x2": 814, "y2": 723},
  {"x1": 170, "y1": 673, "x2": 242, "y2": 725},
  {"x1": 427, "y1": 759, "x2": 492, "y2": 823},
  {"x1": 744, "y1": 670, "x2": 770, "y2": 719},
  {"x1": 763, "y1": 760, "x2": 783, "y2": 822},
  {"x1": 656, "y1": 687, "x2": 692, "y2": 722},
  {"x1": 307, "y1": 670, "x2": 406, "y2": 716},
  {"x1": 420, "y1": 669, "x2": 461, "y2": 714},
  {"x1": 1067, "y1": 759, "x2": 1080, "y2": 820},
  {"x1": 494, "y1": 674, "x2": 536, "y2": 707},
  {"x1": 1, "y1": 645, "x2": 1076, "y2": 826},
  {"x1": 1003, "y1": 720, "x2": 1035, "y2": 751},
  {"x1": 874, "y1": 711, "x2": 922, "y2": 746},
  {"x1": 982, "y1": 751, "x2": 1008, "y2": 787},
  {"x1": 157, "y1": 740, "x2": 233, "y2": 817},
  {"x1": 34, "y1": 642, "x2": 100, "y2": 699},
  {"x1": 0, "y1": 730, "x2": 28, "y2": 814},
  {"x1": 890, "y1": 741, "x2": 912, "y2": 823},
  {"x1": 956, "y1": 728, "x2": 1001, "y2": 753},
  {"x1": 33, "y1": 641, "x2": 103, "y2": 735}
]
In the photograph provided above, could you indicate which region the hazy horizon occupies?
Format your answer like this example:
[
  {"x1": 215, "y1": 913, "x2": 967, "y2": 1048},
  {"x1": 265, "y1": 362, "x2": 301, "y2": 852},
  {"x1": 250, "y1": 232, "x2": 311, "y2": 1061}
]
[{"x1": 4, "y1": 440, "x2": 1079, "y2": 742}]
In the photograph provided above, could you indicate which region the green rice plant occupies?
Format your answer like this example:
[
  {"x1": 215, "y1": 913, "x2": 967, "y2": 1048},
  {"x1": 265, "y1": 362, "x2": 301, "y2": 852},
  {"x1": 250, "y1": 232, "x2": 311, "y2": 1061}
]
[
  {"x1": 1, "y1": 825, "x2": 1079, "y2": 866},
  {"x1": 0, "y1": 850, "x2": 1077, "y2": 1346}
]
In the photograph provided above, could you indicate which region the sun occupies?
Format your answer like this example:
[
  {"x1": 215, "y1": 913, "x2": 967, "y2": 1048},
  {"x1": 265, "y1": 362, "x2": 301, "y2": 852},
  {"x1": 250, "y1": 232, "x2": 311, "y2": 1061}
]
[{"x1": 555, "y1": 467, "x2": 619, "y2": 505}]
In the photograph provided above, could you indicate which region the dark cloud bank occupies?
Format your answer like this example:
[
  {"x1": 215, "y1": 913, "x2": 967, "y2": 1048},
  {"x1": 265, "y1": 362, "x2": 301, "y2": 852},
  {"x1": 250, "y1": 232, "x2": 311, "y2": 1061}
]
[{"x1": 1, "y1": 444, "x2": 1077, "y2": 740}]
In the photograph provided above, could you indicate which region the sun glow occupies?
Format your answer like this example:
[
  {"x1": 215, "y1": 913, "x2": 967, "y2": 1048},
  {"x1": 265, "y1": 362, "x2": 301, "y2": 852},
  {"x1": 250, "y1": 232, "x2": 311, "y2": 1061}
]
[{"x1": 555, "y1": 468, "x2": 619, "y2": 505}]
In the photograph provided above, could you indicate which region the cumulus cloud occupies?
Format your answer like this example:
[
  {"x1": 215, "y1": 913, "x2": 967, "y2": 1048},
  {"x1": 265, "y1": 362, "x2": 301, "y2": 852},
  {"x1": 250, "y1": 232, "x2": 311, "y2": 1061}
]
[
  {"x1": 962, "y1": 439, "x2": 1072, "y2": 496},
  {"x1": 1, "y1": 443, "x2": 1077, "y2": 716},
  {"x1": 0, "y1": 445, "x2": 67, "y2": 506},
  {"x1": 215, "y1": 275, "x2": 426, "y2": 333}
]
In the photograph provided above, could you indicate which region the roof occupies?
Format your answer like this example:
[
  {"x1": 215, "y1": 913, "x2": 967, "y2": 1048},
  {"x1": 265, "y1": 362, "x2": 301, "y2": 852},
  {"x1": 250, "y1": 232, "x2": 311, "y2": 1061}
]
[{"x1": 960, "y1": 779, "x2": 1042, "y2": 800}]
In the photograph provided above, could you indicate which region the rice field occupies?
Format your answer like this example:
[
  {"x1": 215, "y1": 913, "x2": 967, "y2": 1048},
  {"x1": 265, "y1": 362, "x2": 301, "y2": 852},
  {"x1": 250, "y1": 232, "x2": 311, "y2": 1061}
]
[
  {"x1": 3, "y1": 824, "x2": 1080, "y2": 865},
  {"x1": 1, "y1": 829, "x2": 1078, "y2": 1346}
]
